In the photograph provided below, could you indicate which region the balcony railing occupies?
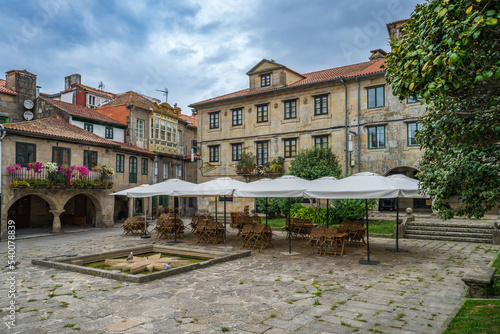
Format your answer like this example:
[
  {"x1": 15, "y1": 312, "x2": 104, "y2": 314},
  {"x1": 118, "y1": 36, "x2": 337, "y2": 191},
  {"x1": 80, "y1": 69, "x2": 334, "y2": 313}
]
[{"x1": 9, "y1": 167, "x2": 114, "y2": 190}]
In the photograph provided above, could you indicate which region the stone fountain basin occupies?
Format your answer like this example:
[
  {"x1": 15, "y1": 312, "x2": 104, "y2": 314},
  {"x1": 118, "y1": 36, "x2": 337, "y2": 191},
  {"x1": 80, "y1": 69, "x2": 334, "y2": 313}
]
[{"x1": 32, "y1": 245, "x2": 250, "y2": 283}]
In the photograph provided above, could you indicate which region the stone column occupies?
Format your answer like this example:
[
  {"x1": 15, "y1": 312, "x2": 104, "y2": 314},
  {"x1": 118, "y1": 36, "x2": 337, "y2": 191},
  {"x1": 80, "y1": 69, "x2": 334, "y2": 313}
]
[
  {"x1": 49, "y1": 209, "x2": 65, "y2": 233},
  {"x1": 128, "y1": 198, "x2": 134, "y2": 218}
]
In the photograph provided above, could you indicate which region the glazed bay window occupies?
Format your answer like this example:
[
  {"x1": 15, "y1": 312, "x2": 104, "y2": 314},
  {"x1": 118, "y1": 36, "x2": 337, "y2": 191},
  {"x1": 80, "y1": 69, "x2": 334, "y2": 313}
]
[
  {"x1": 105, "y1": 127, "x2": 114, "y2": 139},
  {"x1": 83, "y1": 150, "x2": 98, "y2": 169},
  {"x1": 16, "y1": 142, "x2": 36, "y2": 166},
  {"x1": 256, "y1": 141, "x2": 269, "y2": 165},
  {"x1": 407, "y1": 122, "x2": 422, "y2": 146},
  {"x1": 173, "y1": 123, "x2": 177, "y2": 143},
  {"x1": 209, "y1": 145, "x2": 219, "y2": 162},
  {"x1": 284, "y1": 138, "x2": 297, "y2": 158},
  {"x1": 52, "y1": 147, "x2": 71, "y2": 165},
  {"x1": 261, "y1": 73, "x2": 271, "y2": 87},
  {"x1": 256, "y1": 104, "x2": 268, "y2": 123},
  {"x1": 116, "y1": 154, "x2": 125, "y2": 173},
  {"x1": 232, "y1": 108, "x2": 242, "y2": 126},
  {"x1": 367, "y1": 86, "x2": 385, "y2": 109},
  {"x1": 155, "y1": 118, "x2": 160, "y2": 139},
  {"x1": 129, "y1": 157, "x2": 138, "y2": 183},
  {"x1": 136, "y1": 119, "x2": 144, "y2": 138},
  {"x1": 368, "y1": 125, "x2": 386, "y2": 149},
  {"x1": 232, "y1": 143, "x2": 243, "y2": 161},
  {"x1": 314, "y1": 94, "x2": 328, "y2": 115},
  {"x1": 314, "y1": 135, "x2": 328, "y2": 149},
  {"x1": 284, "y1": 99, "x2": 297, "y2": 119},
  {"x1": 209, "y1": 112, "x2": 219, "y2": 129},
  {"x1": 165, "y1": 121, "x2": 171, "y2": 142}
]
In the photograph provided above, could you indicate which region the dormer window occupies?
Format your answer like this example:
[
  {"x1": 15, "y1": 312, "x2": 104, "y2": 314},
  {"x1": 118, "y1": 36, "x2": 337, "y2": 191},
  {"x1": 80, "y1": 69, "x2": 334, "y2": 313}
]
[{"x1": 260, "y1": 73, "x2": 271, "y2": 87}]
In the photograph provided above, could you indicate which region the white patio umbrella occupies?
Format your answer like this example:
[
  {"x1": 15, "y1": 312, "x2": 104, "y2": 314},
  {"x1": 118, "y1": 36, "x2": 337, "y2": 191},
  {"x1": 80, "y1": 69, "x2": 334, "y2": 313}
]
[
  {"x1": 124, "y1": 179, "x2": 197, "y2": 243},
  {"x1": 305, "y1": 172, "x2": 400, "y2": 265},
  {"x1": 110, "y1": 184, "x2": 150, "y2": 196},
  {"x1": 234, "y1": 175, "x2": 313, "y2": 254},
  {"x1": 310, "y1": 177, "x2": 338, "y2": 227},
  {"x1": 173, "y1": 177, "x2": 248, "y2": 247},
  {"x1": 385, "y1": 174, "x2": 428, "y2": 253}
]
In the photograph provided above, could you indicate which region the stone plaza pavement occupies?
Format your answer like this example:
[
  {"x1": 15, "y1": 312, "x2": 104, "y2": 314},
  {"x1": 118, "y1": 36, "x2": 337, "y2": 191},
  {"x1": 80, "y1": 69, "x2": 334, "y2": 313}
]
[{"x1": 1, "y1": 222, "x2": 499, "y2": 334}]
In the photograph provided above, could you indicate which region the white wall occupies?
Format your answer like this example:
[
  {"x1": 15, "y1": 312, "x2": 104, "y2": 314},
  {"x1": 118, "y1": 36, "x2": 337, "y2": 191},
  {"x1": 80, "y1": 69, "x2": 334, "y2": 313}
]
[{"x1": 70, "y1": 117, "x2": 125, "y2": 142}]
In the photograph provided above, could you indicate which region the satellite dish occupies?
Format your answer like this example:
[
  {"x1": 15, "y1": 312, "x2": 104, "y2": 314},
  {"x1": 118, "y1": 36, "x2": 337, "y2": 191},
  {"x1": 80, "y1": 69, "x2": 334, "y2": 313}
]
[
  {"x1": 23, "y1": 111, "x2": 34, "y2": 121},
  {"x1": 24, "y1": 99, "x2": 34, "y2": 109}
]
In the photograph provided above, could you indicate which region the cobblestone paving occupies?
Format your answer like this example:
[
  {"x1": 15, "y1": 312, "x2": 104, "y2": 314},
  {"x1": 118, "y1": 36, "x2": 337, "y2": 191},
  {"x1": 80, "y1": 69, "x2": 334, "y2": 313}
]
[{"x1": 1, "y1": 224, "x2": 499, "y2": 334}]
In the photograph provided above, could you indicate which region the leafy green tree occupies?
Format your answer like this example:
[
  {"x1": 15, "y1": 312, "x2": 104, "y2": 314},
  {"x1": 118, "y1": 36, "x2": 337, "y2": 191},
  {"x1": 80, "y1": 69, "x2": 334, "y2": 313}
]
[
  {"x1": 289, "y1": 146, "x2": 342, "y2": 180},
  {"x1": 384, "y1": 0, "x2": 500, "y2": 219}
]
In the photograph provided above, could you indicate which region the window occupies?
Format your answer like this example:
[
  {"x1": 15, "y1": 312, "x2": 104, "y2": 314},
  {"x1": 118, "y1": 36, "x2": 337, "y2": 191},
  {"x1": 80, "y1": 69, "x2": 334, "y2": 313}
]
[
  {"x1": 83, "y1": 150, "x2": 98, "y2": 169},
  {"x1": 88, "y1": 95, "x2": 96, "y2": 106},
  {"x1": 256, "y1": 104, "x2": 268, "y2": 123},
  {"x1": 367, "y1": 86, "x2": 385, "y2": 108},
  {"x1": 256, "y1": 141, "x2": 268, "y2": 165},
  {"x1": 232, "y1": 143, "x2": 243, "y2": 161},
  {"x1": 178, "y1": 130, "x2": 181, "y2": 146},
  {"x1": 161, "y1": 120, "x2": 167, "y2": 141},
  {"x1": 141, "y1": 158, "x2": 148, "y2": 175},
  {"x1": 16, "y1": 142, "x2": 36, "y2": 166},
  {"x1": 407, "y1": 122, "x2": 422, "y2": 146},
  {"x1": 155, "y1": 118, "x2": 160, "y2": 139},
  {"x1": 84, "y1": 123, "x2": 93, "y2": 132},
  {"x1": 150, "y1": 118, "x2": 154, "y2": 139},
  {"x1": 407, "y1": 95, "x2": 422, "y2": 104},
  {"x1": 173, "y1": 123, "x2": 177, "y2": 143},
  {"x1": 232, "y1": 108, "x2": 242, "y2": 126},
  {"x1": 209, "y1": 145, "x2": 219, "y2": 162},
  {"x1": 209, "y1": 112, "x2": 219, "y2": 129},
  {"x1": 284, "y1": 138, "x2": 297, "y2": 158},
  {"x1": 52, "y1": 147, "x2": 71, "y2": 165},
  {"x1": 368, "y1": 125, "x2": 386, "y2": 149},
  {"x1": 136, "y1": 119, "x2": 144, "y2": 138},
  {"x1": 261, "y1": 73, "x2": 271, "y2": 87},
  {"x1": 314, "y1": 95, "x2": 328, "y2": 115},
  {"x1": 105, "y1": 127, "x2": 113, "y2": 139},
  {"x1": 163, "y1": 162, "x2": 168, "y2": 180},
  {"x1": 116, "y1": 154, "x2": 125, "y2": 173},
  {"x1": 284, "y1": 99, "x2": 297, "y2": 119},
  {"x1": 129, "y1": 157, "x2": 138, "y2": 183},
  {"x1": 314, "y1": 135, "x2": 329, "y2": 149}
]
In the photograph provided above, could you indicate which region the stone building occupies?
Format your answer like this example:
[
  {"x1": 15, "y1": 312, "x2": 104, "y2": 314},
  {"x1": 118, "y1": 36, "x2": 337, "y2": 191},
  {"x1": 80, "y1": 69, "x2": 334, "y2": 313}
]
[
  {"x1": 189, "y1": 52, "x2": 428, "y2": 213},
  {"x1": 0, "y1": 70, "x2": 38, "y2": 123},
  {"x1": 0, "y1": 115, "x2": 155, "y2": 240}
]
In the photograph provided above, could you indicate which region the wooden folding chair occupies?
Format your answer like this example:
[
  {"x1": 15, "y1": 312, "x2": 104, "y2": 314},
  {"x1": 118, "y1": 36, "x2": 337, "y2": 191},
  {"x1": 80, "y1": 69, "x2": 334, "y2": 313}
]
[{"x1": 307, "y1": 227, "x2": 325, "y2": 255}]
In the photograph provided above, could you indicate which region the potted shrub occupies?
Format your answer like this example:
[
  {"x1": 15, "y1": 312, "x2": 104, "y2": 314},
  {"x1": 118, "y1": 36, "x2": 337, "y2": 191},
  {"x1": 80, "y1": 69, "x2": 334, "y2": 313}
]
[{"x1": 236, "y1": 148, "x2": 255, "y2": 174}]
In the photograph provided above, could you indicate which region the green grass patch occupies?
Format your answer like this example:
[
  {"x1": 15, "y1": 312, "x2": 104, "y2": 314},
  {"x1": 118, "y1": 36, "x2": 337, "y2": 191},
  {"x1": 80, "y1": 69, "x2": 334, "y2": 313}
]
[
  {"x1": 491, "y1": 252, "x2": 500, "y2": 271},
  {"x1": 444, "y1": 299, "x2": 500, "y2": 334},
  {"x1": 266, "y1": 218, "x2": 286, "y2": 228}
]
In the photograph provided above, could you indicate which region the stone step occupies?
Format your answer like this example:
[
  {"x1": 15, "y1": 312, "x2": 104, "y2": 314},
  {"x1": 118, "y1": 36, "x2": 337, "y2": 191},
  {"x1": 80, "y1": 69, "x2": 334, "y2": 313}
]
[
  {"x1": 406, "y1": 225, "x2": 493, "y2": 234},
  {"x1": 409, "y1": 221, "x2": 494, "y2": 229},
  {"x1": 405, "y1": 229, "x2": 492, "y2": 239},
  {"x1": 405, "y1": 234, "x2": 492, "y2": 243}
]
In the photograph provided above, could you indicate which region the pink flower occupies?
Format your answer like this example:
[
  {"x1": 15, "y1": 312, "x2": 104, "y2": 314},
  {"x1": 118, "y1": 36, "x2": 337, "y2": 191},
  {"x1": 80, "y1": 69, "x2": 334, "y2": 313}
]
[
  {"x1": 76, "y1": 166, "x2": 90, "y2": 177},
  {"x1": 6, "y1": 164, "x2": 21, "y2": 174}
]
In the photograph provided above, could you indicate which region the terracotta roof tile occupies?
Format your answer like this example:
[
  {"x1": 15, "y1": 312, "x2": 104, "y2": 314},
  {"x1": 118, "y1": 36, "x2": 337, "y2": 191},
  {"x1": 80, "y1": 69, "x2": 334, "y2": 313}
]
[
  {"x1": 39, "y1": 96, "x2": 126, "y2": 127},
  {"x1": 101, "y1": 91, "x2": 159, "y2": 110},
  {"x1": 179, "y1": 114, "x2": 198, "y2": 128},
  {"x1": 0, "y1": 79, "x2": 17, "y2": 96},
  {"x1": 76, "y1": 84, "x2": 116, "y2": 99},
  {"x1": 4, "y1": 115, "x2": 155, "y2": 156},
  {"x1": 189, "y1": 59, "x2": 386, "y2": 107}
]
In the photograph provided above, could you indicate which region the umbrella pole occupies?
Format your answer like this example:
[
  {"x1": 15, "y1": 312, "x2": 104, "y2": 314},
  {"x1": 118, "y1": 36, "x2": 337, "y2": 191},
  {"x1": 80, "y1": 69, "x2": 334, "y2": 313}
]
[
  {"x1": 359, "y1": 199, "x2": 379, "y2": 265},
  {"x1": 141, "y1": 198, "x2": 151, "y2": 239},
  {"x1": 215, "y1": 197, "x2": 218, "y2": 222},
  {"x1": 288, "y1": 197, "x2": 291, "y2": 254},
  {"x1": 265, "y1": 197, "x2": 268, "y2": 225},
  {"x1": 327, "y1": 199, "x2": 329, "y2": 228},
  {"x1": 224, "y1": 195, "x2": 227, "y2": 247},
  {"x1": 168, "y1": 197, "x2": 183, "y2": 244},
  {"x1": 387, "y1": 197, "x2": 408, "y2": 252}
]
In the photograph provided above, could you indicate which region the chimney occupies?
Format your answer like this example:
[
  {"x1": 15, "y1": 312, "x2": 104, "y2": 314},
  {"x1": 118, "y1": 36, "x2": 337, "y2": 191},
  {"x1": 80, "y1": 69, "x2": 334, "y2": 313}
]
[
  {"x1": 174, "y1": 106, "x2": 182, "y2": 115},
  {"x1": 369, "y1": 49, "x2": 388, "y2": 61},
  {"x1": 64, "y1": 73, "x2": 81, "y2": 91},
  {"x1": 386, "y1": 19, "x2": 410, "y2": 43}
]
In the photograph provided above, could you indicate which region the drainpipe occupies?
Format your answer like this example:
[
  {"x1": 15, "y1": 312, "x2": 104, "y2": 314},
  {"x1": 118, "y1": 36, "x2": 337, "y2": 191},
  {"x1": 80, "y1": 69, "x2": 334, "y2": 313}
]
[
  {"x1": 356, "y1": 77, "x2": 361, "y2": 173},
  {"x1": 340, "y1": 78, "x2": 348, "y2": 177}
]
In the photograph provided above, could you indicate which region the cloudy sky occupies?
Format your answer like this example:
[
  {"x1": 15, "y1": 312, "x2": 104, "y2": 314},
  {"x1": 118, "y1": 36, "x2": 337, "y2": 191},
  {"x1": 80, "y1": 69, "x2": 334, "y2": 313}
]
[{"x1": 0, "y1": 0, "x2": 422, "y2": 114}]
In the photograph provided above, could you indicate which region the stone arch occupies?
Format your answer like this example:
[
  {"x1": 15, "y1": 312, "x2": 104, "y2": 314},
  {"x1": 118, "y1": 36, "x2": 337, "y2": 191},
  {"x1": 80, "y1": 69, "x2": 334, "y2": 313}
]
[
  {"x1": 5, "y1": 194, "x2": 54, "y2": 229},
  {"x1": 61, "y1": 191, "x2": 104, "y2": 228}
]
